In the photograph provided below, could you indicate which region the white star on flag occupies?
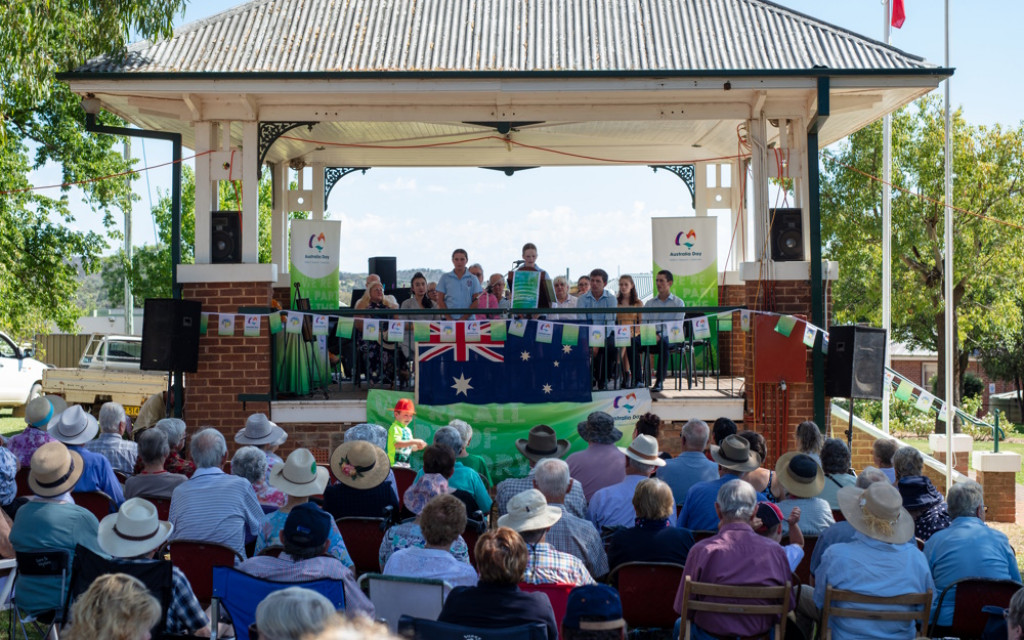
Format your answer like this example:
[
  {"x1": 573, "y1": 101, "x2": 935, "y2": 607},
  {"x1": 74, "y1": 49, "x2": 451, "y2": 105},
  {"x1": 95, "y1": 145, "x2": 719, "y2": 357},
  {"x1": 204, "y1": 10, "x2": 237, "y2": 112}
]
[
  {"x1": 520, "y1": 351, "x2": 531, "y2": 361},
  {"x1": 542, "y1": 384, "x2": 552, "y2": 394},
  {"x1": 562, "y1": 345, "x2": 573, "y2": 354},
  {"x1": 451, "y1": 374, "x2": 473, "y2": 396},
  {"x1": 553, "y1": 361, "x2": 560, "y2": 367}
]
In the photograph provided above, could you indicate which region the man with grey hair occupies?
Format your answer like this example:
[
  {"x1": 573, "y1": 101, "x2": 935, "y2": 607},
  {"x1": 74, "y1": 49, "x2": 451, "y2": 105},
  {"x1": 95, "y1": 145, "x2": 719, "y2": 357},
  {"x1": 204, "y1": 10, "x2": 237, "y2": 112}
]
[
  {"x1": 124, "y1": 429, "x2": 186, "y2": 499},
  {"x1": 925, "y1": 479, "x2": 1020, "y2": 631},
  {"x1": 808, "y1": 466, "x2": 890, "y2": 578},
  {"x1": 673, "y1": 480, "x2": 791, "y2": 639},
  {"x1": 447, "y1": 419, "x2": 492, "y2": 488},
  {"x1": 168, "y1": 427, "x2": 263, "y2": 559},
  {"x1": 86, "y1": 401, "x2": 138, "y2": 475},
  {"x1": 414, "y1": 425, "x2": 492, "y2": 512},
  {"x1": 534, "y1": 458, "x2": 609, "y2": 581},
  {"x1": 589, "y1": 434, "x2": 666, "y2": 531},
  {"x1": 656, "y1": 418, "x2": 718, "y2": 509},
  {"x1": 551, "y1": 275, "x2": 578, "y2": 319}
]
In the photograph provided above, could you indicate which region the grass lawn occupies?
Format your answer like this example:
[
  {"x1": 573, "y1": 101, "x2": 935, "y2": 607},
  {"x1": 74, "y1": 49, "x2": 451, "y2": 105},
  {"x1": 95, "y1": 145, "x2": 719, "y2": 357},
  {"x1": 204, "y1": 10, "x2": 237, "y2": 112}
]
[
  {"x1": 0, "y1": 410, "x2": 23, "y2": 440},
  {"x1": 902, "y1": 437, "x2": 1024, "y2": 485}
]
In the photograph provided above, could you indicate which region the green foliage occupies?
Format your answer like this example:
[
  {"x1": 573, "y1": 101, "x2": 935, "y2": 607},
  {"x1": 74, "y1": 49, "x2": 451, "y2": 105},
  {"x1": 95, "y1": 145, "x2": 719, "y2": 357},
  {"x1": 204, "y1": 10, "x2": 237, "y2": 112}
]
[
  {"x1": 929, "y1": 371, "x2": 985, "y2": 399},
  {"x1": 980, "y1": 296, "x2": 1024, "y2": 420}
]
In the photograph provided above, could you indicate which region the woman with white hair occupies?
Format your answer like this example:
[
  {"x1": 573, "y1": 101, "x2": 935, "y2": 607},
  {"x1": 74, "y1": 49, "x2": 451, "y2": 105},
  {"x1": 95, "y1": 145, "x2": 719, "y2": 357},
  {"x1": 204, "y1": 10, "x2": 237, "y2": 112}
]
[
  {"x1": 134, "y1": 417, "x2": 196, "y2": 477},
  {"x1": 233, "y1": 446, "x2": 287, "y2": 508},
  {"x1": 253, "y1": 587, "x2": 340, "y2": 640}
]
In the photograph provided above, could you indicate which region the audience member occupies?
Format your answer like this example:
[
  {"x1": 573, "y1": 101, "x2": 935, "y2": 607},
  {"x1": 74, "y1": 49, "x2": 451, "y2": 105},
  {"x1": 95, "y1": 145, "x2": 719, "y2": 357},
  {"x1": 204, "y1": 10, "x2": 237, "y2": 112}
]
[
  {"x1": 63, "y1": 573, "x2": 161, "y2": 640},
  {"x1": 355, "y1": 280, "x2": 400, "y2": 383},
  {"x1": 499, "y1": 489, "x2": 594, "y2": 587},
  {"x1": 386, "y1": 398, "x2": 426, "y2": 466},
  {"x1": 813, "y1": 482, "x2": 933, "y2": 640},
  {"x1": 753, "y1": 501, "x2": 804, "y2": 573},
  {"x1": 873, "y1": 437, "x2": 900, "y2": 483},
  {"x1": 657, "y1": 418, "x2": 718, "y2": 508},
  {"x1": 644, "y1": 270, "x2": 685, "y2": 391},
  {"x1": 737, "y1": 430, "x2": 774, "y2": 499},
  {"x1": 496, "y1": 425, "x2": 588, "y2": 519},
  {"x1": 124, "y1": 428, "x2": 187, "y2": 499},
  {"x1": 414, "y1": 426, "x2": 492, "y2": 512},
  {"x1": 711, "y1": 418, "x2": 737, "y2": 447},
  {"x1": 616, "y1": 274, "x2": 643, "y2": 388},
  {"x1": 255, "y1": 587, "x2": 342, "y2": 640},
  {"x1": 233, "y1": 445, "x2": 287, "y2": 508},
  {"x1": 818, "y1": 438, "x2": 857, "y2": 510},
  {"x1": 47, "y1": 404, "x2": 124, "y2": 505},
  {"x1": 447, "y1": 419, "x2": 492, "y2": 488},
  {"x1": 774, "y1": 451, "x2": 834, "y2": 535},
  {"x1": 576, "y1": 275, "x2": 591, "y2": 297},
  {"x1": 678, "y1": 434, "x2": 762, "y2": 532},
  {"x1": 567, "y1": 412, "x2": 625, "y2": 501},
  {"x1": 9, "y1": 395, "x2": 58, "y2": 467},
  {"x1": 419, "y1": 445, "x2": 482, "y2": 519},
  {"x1": 632, "y1": 413, "x2": 671, "y2": 460},
  {"x1": 562, "y1": 584, "x2": 626, "y2": 640},
  {"x1": 533, "y1": 458, "x2": 608, "y2": 581},
  {"x1": 256, "y1": 449, "x2": 354, "y2": 569},
  {"x1": 893, "y1": 445, "x2": 951, "y2": 540},
  {"x1": 168, "y1": 427, "x2": 263, "y2": 559},
  {"x1": 795, "y1": 421, "x2": 824, "y2": 463},
  {"x1": 240, "y1": 504, "x2": 373, "y2": 618},
  {"x1": 590, "y1": 435, "x2": 666, "y2": 531},
  {"x1": 925, "y1": 479, "x2": 1020, "y2": 630},
  {"x1": 808, "y1": 466, "x2": 890, "y2": 578},
  {"x1": 236, "y1": 412, "x2": 288, "y2": 476},
  {"x1": 468, "y1": 263, "x2": 485, "y2": 286},
  {"x1": 133, "y1": 390, "x2": 168, "y2": 434},
  {"x1": 354, "y1": 274, "x2": 398, "y2": 308},
  {"x1": 384, "y1": 494, "x2": 478, "y2": 588},
  {"x1": 1008, "y1": 587, "x2": 1024, "y2": 640},
  {"x1": 323, "y1": 440, "x2": 399, "y2": 520},
  {"x1": 607, "y1": 478, "x2": 695, "y2": 571},
  {"x1": 576, "y1": 269, "x2": 617, "y2": 389},
  {"x1": 97, "y1": 498, "x2": 210, "y2": 636},
  {"x1": 379, "y1": 474, "x2": 470, "y2": 567},
  {"x1": 150, "y1": 418, "x2": 196, "y2": 477},
  {"x1": 341, "y1": 422, "x2": 400, "y2": 499},
  {"x1": 85, "y1": 401, "x2": 138, "y2": 475},
  {"x1": 551, "y1": 275, "x2": 578, "y2": 320},
  {"x1": 438, "y1": 528, "x2": 558, "y2": 640},
  {"x1": 436, "y1": 248, "x2": 483, "y2": 320}
]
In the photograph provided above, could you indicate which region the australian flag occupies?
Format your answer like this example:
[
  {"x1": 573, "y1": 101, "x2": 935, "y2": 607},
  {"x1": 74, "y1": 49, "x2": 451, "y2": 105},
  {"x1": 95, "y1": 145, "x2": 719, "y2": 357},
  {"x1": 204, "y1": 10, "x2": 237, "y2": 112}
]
[{"x1": 417, "y1": 320, "x2": 593, "y2": 405}]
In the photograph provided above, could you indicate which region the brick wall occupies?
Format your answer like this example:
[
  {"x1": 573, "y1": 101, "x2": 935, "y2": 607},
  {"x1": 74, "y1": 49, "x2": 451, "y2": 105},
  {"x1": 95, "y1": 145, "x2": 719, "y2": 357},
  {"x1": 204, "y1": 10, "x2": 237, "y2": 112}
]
[
  {"x1": 977, "y1": 469, "x2": 1017, "y2": 523},
  {"x1": 892, "y1": 357, "x2": 1017, "y2": 416},
  {"x1": 718, "y1": 284, "x2": 745, "y2": 377}
]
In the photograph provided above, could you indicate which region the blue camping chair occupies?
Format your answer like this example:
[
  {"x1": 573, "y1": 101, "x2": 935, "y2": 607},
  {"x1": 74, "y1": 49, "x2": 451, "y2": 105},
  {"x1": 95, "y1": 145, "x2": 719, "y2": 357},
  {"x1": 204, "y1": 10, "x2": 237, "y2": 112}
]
[
  {"x1": 209, "y1": 566, "x2": 346, "y2": 640},
  {"x1": 397, "y1": 615, "x2": 548, "y2": 640}
]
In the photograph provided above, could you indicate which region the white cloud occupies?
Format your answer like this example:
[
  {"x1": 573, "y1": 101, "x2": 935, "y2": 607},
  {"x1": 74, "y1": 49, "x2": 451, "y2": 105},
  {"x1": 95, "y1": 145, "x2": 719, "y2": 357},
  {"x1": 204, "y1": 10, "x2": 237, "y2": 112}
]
[{"x1": 377, "y1": 178, "x2": 417, "y2": 192}]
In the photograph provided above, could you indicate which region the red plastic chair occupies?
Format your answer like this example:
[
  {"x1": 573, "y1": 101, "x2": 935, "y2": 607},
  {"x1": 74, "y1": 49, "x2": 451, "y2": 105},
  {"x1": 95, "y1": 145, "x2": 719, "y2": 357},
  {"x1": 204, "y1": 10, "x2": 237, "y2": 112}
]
[
  {"x1": 335, "y1": 517, "x2": 386, "y2": 574},
  {"x1": 608, "y1": 561, "x2": 685, "y2": 629},
  {"x1": 71, "y1": 490, "x2": 117, "y2": 520},
  {"x1": 136, "y1": 495, "x2": 172, "y2": 520},
  {"x1": 392, "y1": 467, "x2": 417, "y2": 508},
  {"x1": 832, "y1": 509, "x2": 846, "y2": 522},
  {"x1": 14, "y1": 468, "x2": 31, "y2": 498},
  {"x1": 930, "y1": 577, "x2": 1023, "y2": 638},
  {"x1": 168, "y1": 540, "x2": 243, "y2": 609},
  {"x1": 519, "y1": 582, "x2": 574, "y2": 639}
]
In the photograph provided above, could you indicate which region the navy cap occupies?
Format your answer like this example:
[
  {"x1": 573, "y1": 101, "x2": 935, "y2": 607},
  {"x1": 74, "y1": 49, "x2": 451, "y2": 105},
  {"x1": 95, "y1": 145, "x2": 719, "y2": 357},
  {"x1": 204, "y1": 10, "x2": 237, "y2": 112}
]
[
  {"x1": 563, "y1": 584, "x2": 624, "y2": 631},
  {"x1": 282, "y1": 503, "x2": 331, "y2": 548}
]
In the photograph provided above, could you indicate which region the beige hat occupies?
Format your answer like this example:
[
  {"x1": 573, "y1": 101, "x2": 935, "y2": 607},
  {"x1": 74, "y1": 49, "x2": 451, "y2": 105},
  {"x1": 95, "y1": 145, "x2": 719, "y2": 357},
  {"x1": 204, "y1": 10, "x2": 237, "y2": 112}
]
[
  {"x1": 269, "y1": 448, "x2": 329, "y2": 497},
  {"x1": 29, "y1": 441, "x2": 84, "y2": 497},
  {"x1": 775, "y1": 451, "x2": 825, "y2": 498},
  {"x1": 98, "y1": 498, "x2": 173, "y2": 558},
  {"x1": 47, "y1": 404, "x2": 99, "y2": 445},
  {"x1": 25, "y1": 396, "x2": 55, "y2": 428},
  {"x1": 498, "y1": 489, "x2": 562, "y2": 532},
  {"x1": 235, "y1": 413, "x2": 287, "y2": 446},
  {"x1": 837, "y1": 482, "x2": 915, "y2": 544},
  {"x1": 620, "y1": 434, "x2": 666, "y2": 467},
  {"x1": 710, "y1": 434, "x2": 760, "y2": 473},
  {"x1": 329, "y1": 441, "x2": 390, "y2": 490}
]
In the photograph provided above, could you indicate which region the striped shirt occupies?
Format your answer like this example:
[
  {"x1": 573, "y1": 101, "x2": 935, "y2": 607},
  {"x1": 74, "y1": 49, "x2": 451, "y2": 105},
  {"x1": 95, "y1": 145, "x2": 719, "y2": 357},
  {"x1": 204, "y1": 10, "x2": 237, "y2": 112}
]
[
  {"x1": 543, "y1": 504, "x2": 609, "y2": 580},
  {"x1": 496, "y1": 470, "x2": 589, "y2": 520},
  {"x1": 168, "y1": 467, "x2": 263, "y2": 559},
  {"x1": 84, "y1": 433, "x2": 138, "y2": 476},
  {"x1": 239, "y1": 553, "x2": 375, "y2": 618}
]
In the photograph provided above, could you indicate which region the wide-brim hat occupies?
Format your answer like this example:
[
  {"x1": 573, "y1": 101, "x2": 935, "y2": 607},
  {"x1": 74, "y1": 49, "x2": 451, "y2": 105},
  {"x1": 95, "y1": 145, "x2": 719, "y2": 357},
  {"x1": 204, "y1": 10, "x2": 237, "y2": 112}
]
[
  {"x1": 29, "y1": 441, "x2": 84, "y2": 497},
  {"x1": 25, "y1": 396, "x2": 55, "y2": 428},
  {"x1": 710, "y1": 434, "x2": 760, "y2": 473},
  {"x1": 270, "y1": 448, "x2": 329, "y2": 497},
  {"x1": 498, "y1": 489, "x2": 562, "y2": 532},
  {"x1": 46, "y1": 395, "x2": 68, "y2": 415},
  {"x1": 330, "y1": 441, "x2": 390, "y2": 490},
  {"x1": 516, "y1": 425, "x2": 570, "y2": 462},
  {"x1": 47, "y1": 404, "x2": 99, "y2": 445},
  {"x1": 98, "y1": 498, "x2": 173, "y2": 558},
  {"x1": 620, "y1": 434, "x2": 666, "y2": 467},
  {"x1": 403, "y1": 473, "x2": 454, "y2": 514},
  {"x1": 577, "y1": 411, "x2": 622, "y2": 445},
  {"x1": 775, "y1": 451, "x2": 825, "y2": 498},
  {"x1": 236, "y1": 413, "x2": 287, "y2": 446},
  {"x1": 896, "y1": 475, "x2": 945, "y2": 511},
  {"x1": 837, "y1": 483, "x2": 915, "y2": 544}
]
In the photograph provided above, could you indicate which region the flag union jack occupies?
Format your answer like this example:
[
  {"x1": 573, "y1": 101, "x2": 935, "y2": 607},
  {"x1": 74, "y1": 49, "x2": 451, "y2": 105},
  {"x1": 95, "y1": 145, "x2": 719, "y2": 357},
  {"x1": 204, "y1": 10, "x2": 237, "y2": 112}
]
[{"x1": 419, "y1": 322, "x2": 504, "y2": 363}]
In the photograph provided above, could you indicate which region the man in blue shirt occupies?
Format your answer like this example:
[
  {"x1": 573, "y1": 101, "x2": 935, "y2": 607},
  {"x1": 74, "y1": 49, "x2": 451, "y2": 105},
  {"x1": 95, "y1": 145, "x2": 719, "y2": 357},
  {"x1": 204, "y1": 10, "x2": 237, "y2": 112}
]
[
  {"x1": 678, "y1": 434, "x2": 762, "y2": 532},
  {"x1": 575, "y1": 268, "x2": 617, "y2": 389},
  {"x1": 656, "y1": 418, "x2": 718, "y2": 509},
  {"x1": 643, "y1": 270, "x2": 685, "y2": 391},
  {"x1": 436, "y1": 248, "x2": 482, "y2": 320}
]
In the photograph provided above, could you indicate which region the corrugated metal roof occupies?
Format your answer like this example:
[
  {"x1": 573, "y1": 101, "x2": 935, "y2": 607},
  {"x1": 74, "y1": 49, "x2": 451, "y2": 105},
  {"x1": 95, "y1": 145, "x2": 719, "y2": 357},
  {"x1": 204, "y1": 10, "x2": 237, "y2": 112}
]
[{"x1": 76, "y1": 0, "x2": 934, "y2": 74}]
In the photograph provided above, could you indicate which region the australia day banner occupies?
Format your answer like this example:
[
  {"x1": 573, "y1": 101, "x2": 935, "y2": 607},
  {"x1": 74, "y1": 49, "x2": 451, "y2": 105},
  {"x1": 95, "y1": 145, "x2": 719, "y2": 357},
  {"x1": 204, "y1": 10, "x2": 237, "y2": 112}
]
[
  {"x1": 367, "y1": 388, "x2": 652, "y2": 483},
  {"x1": 290, "y1": 219, "x2": 341, "y2": 309},
  {"x1": 652, "y1": 216, "x2": 719, "y2": 366}
]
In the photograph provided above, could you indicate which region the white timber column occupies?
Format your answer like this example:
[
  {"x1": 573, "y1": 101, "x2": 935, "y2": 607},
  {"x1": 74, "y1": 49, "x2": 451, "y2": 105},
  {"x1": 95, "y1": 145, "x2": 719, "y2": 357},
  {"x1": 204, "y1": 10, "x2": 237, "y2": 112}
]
[
  {"x1": 733, "y1": 159, "x2": 747, "y2": 264},
  {"x1": 791, "y1": 117, "x2": 813, "y2": 260},
  {"x1": 271, "y1": 161, "x2": 289, "y2": 284},
  {"x1": 311, "y1": 163, "x2": 325, "y2": 220},
  {"x1": 193, "y1": 121, "x2": 216, "y2": 263},
  {"x1": 696, "y1": 161, "x2": 738, "y2": 270},
  {"x1": 748, "y1": 116, "x2": 770, "y2": 262},
  {"x1": 241, "y1": 121, "x2": 259, "y2": 263}
]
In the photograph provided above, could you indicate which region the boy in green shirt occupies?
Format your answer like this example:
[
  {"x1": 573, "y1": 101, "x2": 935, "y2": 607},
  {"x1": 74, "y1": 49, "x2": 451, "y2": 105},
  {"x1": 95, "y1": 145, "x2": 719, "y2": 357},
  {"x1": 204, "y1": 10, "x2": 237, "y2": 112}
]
[{"x1": 387, "y1": 398, "x2": 427, "y2": 466}]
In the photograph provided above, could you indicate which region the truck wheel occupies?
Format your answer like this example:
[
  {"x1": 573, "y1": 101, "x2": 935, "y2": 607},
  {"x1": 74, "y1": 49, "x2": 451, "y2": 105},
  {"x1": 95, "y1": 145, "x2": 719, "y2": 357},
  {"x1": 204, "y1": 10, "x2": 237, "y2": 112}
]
[{"x1": 12, "y1": 383, "x2": 42, "y2": 417}]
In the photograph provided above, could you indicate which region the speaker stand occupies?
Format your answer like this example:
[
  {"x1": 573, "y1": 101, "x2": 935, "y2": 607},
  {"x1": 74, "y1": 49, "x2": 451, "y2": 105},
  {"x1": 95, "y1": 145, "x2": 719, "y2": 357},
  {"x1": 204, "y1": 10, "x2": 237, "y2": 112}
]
[{"x1": 845, "y1": 397, "x2": 855, "y2": 451}]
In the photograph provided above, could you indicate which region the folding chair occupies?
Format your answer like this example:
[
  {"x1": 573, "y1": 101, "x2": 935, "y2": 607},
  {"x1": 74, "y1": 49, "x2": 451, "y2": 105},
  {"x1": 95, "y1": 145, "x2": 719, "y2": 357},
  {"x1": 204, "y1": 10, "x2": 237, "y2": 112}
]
[
  {"x1": 929, "y1": 577, "x2": 1022, "y2": 639},
  {"x1": 210, "y1": 566, "x2": 345, "y2": 640},
  {"x1": 678, "y1": 576, "x2": 791, "y2": 640},
  {"x1": 0, "y1": 557, "x2": 17, "y2": 613},
  {"x1": 392, "y1": 467, "x2": 418, "y2": 507},
  {"x1": 518, "y1": 582, "x2": 573, "y2": 639},
  {"x1": 70, "y1": 490, "x2": 117, "y2": 520},
  {"x1": 819, "y1": 584, "x2": 931, "y2": 640},
  {"x1": 397, "y1": 614, "x2": 547, "y2": 640},
  {"x1": 14, "y1": 468, "x2": 31, "y2": 499},
  {"x1": 335, "y1": 517, "x2": 386, "y2": 574},
  {"x1": 462, "y1": 512, "x2": 486, "y2": 568},
  {"x1": 169, "y1": 540, "x2": 243, "y2": 609},
  {"x1": 608, "y1": 562, "x2": 685, "y2": 629},
  {"x1": 11, "y1": 550, "x2": 70, "y2": 640},
  {"x1": 69, "y1": 544, "x2": 173, "y2": 639},
  {"x1": 358, "y1": 573, "x2": 449, "y2": 633}
]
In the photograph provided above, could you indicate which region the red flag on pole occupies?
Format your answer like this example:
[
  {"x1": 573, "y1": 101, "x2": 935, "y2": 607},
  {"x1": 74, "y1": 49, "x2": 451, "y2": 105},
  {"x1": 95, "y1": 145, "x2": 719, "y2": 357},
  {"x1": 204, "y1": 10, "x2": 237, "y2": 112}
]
[{"x1": 891, "y1": 0, "x2": 906, "y2": 28}]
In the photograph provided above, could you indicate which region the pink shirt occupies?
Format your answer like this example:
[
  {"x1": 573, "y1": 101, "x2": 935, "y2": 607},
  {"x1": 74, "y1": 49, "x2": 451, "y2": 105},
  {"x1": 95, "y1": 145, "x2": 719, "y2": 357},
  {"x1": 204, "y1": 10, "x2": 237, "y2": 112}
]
[{"x1": 566, "y1": 443, "x2": 625, "y2": 502}]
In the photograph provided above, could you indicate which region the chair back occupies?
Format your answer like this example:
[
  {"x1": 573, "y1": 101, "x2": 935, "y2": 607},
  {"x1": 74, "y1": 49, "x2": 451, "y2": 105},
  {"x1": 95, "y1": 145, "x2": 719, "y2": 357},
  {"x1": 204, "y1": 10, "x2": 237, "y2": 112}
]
[
  {"x1": 462, "y1": 524, "x2": 483, "y2": 568},
  {"x1": 0, "y1": 557, "x2": 17, "y2": 612},
  {"x1": 819, "y1": 584, "x2": 931, "y2": 640},
  {"x1": 169, "y1": 540, "x2": 243, "y2": 609},
  {"x1": 335, "y1": 517, "x2": 386, "y2": 574},
  {"x1": 211, "y1": 566, "x2": 345, "y2": 640},
  {"x1": 69, "y1": 544, "x2": 173, "y2": 638},
  {"x1": 392, "y1": 467, "x2": 418, "y2": 507},
  {"x1": 70, "y1": 490, "x2": 117, "y2": 520},
  {"x1": 831, "y1": 509, "x2": 845, "y2": 522},
  {"x1": 679, "y1": 576, "x2": 791, "y2": 640},
  {"x1": 518, "y1": 582, "x2": 573, "y2": 638},
  {"x1": 13, "y1": 549, "x2": 71, "y2": 620},
  {"x1": 609, "y1": 562, "x2": 685, "y2": 629},
  {"x1": 781, "y1": 534, "x2": 818, "y2": 586},
  {"x1": 691, "y1": 530, "x2": 717, "y2": 542},
  {"x1": 15, "y1": 468, "x2": 31, "y2": 498},
  {"x1": 137, "y1": 495, "x2": 172, "y2": 520},
  {"x1": 357, "y1": 573, "x2": 449, "y2": 633},
  {"x1": 397, "y1": 614, "x2": 548, "y2": 640},
  {"x1": 932, "y1": 577, "x2": 1023, "y2": 639}
]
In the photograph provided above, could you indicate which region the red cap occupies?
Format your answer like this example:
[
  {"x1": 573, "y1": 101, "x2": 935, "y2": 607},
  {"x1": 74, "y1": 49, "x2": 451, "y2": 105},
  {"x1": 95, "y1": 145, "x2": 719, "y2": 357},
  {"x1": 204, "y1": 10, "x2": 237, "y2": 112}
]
[{"x1": 393, "y1": 398, "x2": 416, "y2": 414}]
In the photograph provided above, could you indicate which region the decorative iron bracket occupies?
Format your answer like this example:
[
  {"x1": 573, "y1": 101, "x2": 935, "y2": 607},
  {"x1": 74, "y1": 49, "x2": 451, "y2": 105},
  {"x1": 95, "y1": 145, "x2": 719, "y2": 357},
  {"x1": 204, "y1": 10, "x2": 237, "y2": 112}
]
[
  {"x1": 480, "y1": 166, "x2": 538, "y2": 177},
  {"x1": 650, "y1": 164, "x2": 697, "y2": 207},
  {"x1": 257, "y1": 121, "x2": 316, "y2": 178},
  {"x1": 324, "y1": 167, "x2": 370, "y2": 207}
]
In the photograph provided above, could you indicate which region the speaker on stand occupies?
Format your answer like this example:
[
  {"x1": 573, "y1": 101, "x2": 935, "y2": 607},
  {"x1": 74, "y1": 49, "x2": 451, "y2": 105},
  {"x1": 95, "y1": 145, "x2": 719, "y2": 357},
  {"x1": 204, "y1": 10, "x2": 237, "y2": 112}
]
[
  {"x1": 825, "y1": 325, "x2": 887, "y2": 449},
  {"x1": 141, "y1": 299, "x2": 202, "y2": 372}
]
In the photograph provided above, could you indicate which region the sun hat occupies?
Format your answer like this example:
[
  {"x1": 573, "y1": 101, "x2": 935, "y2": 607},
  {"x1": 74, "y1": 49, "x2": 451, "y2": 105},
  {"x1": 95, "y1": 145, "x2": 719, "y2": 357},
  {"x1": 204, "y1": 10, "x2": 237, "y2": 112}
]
[
  {"x1": 710, "y1": 434, "x2": 760, "y2": 473},
  {"x1": 25, "y1": 396, "x2": 55, "y2": 428},
  {"x1": 282, "y1": 503, "x2": 332, "y2": 548},
  {"x1": 895, "y1": 475, "x2": 945, "y2": 511},
  {"x1": 403, "y1": 473, "x2": 454, "y2": 515},
  {"x1": 577, "y1": 411, "x2": 622, "y2": 445},
  {"x1": 392, "y1": 398, "x2": 416, "y2": 415},
  {"x1": 29, "y1": 441, "x2": 84, "y2": 497},
  {"x1": 837, "y1": 482, "x2": 915, "y2": 544},
  {"x1": 343, "y1": 423, "x2": 388, "y2": 451},
  {"x1": 329, "y1": 441, "x2": 390, "y2": 490},
  {"x1": 97, "y1": 498, "x2": 174, "y2": 558},
  {"x1": 235, "y1": 413, "x2": 287, "y2": 446},
  {"x1": 620, "y1": 434, "x2": 667, "y2": 467},
  {"x1": 563, "y1": 584, "x2": 625, "y2": 632},
  {"x1": 47, "y1": 404, "x2": 99, "y2": 445},
  {"x1": 46, "y1": 395, "x2": 68, "y2": 415},
  {"x1": 269, "y1": 448, "x2": 329, "y2": 497},
  {"x1": 497, "y1": 489, "x2": 562, "y2": 532},
  {"x1": 754, "y1": 501, "x2": 785, "y2": 533},
  {"x1": 515, "y1": 425, "x2": 570, "y2": 463},
  {"x1": 775, "y1": 451, "x2": 825, "y2": 498}
]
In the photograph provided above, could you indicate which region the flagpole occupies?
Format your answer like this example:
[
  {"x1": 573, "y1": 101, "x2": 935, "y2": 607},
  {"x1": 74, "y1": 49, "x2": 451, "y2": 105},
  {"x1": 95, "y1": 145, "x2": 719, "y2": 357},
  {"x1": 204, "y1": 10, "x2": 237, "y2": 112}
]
[
  {"x1": 882, "y1": 1, "x2": 893, "y2": 435},
  {"x1": 943, "y1": 0, "x2": 955, "y2": 492}
]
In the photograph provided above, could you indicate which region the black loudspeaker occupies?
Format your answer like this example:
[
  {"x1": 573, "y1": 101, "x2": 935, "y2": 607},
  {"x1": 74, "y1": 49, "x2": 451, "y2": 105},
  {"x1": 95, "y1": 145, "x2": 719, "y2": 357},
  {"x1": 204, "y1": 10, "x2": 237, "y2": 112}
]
[
  {"x1": 368, "y1": 256, "x2": 397, "y2": 290},
  {"x1": 211, "y1": 211, "x2": 241, "y2": 264},
  {"x1": 141, "y1": 299, "x2": 202, "y2": 372},
  {"x1": 770, "y1": 208, "x2": 805, "y2": 262},
  {"x1": 825, "y1": 326, "x2": 887, "y2": 400}
]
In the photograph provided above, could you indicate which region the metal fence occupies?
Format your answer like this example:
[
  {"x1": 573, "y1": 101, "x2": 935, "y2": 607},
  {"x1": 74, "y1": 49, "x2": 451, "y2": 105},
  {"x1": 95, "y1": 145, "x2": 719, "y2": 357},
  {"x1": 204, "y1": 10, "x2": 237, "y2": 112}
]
[{"x1": 34, "y1": 334, "x2": 90, "y2": 368}]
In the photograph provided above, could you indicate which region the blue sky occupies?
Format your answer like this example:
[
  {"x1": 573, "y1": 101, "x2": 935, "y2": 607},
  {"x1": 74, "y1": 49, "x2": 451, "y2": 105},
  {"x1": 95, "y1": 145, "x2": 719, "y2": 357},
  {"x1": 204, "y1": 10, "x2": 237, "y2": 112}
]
[{"x1": 36, "y1": 0, "x2": 1024, "y2": 279}]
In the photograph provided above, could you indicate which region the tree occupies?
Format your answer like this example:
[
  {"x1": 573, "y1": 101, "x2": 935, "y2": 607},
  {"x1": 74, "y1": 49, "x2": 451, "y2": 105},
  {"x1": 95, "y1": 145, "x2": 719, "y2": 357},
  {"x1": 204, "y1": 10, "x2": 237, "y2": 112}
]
[
  {"x1": 0, "y1": 1, "x2": 185, "y2": 340},
  {"x1": 980, "y1": 297, "x2": 1024, "y2": 420},
  {"x1": 821, "y1": 95, "x2": 1024, "y2": 432}
]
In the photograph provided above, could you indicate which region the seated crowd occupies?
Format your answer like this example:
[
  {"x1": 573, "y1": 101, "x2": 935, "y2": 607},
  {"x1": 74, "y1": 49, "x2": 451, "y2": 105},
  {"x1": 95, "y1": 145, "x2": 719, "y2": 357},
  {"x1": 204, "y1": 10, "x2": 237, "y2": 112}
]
[{"x1": 0, "y1": 394, "x2": 1020, "y2": 640}]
